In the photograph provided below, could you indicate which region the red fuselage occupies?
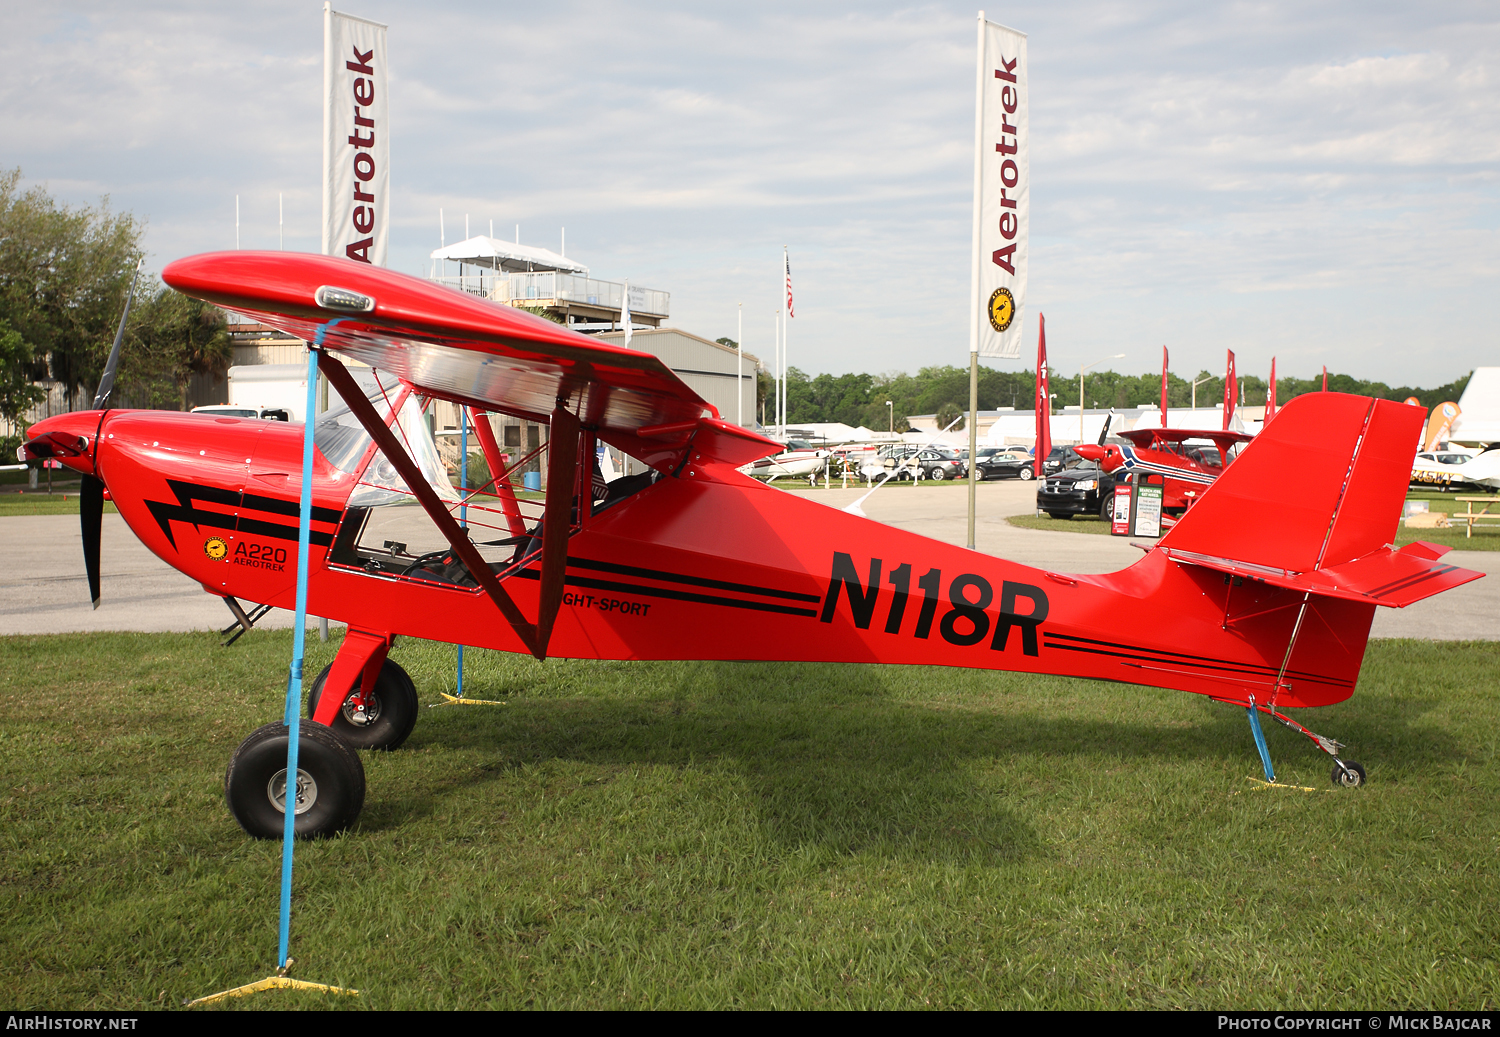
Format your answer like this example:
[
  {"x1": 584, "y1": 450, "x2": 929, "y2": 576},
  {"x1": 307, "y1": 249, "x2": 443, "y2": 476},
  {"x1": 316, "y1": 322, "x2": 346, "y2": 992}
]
[{"x1": 29, "y1": 406, "x2": 1373, "y2": 709}]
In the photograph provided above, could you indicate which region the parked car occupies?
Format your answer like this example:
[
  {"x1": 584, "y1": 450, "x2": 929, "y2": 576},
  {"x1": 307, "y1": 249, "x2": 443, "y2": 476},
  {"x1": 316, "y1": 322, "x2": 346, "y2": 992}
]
[
  {"x1": 970, "y1": 446, "x2": 1037, "y2": 481},
  {"x1": 1035, "y1": 457, "x2": 1119, "y2": 519},
  {"x1": 912, "y1": 447, "x2": 966, "y2": 481},
  {"x1": 1038, "y1": 445, "x2": 1082, "y2": 476}
]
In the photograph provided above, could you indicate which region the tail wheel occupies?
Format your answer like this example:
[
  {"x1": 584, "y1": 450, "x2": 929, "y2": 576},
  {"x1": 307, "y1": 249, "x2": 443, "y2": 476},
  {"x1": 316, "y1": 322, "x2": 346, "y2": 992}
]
[
  {"x1": 307, "y1": 658, "x2": 419, "y2": 751},
  {"x1": 225, "y1": 721, "x2": 366, "y2": 839},
  {"x1": 1332, "y1": 761, "x2": 1366, "y2": 788}
]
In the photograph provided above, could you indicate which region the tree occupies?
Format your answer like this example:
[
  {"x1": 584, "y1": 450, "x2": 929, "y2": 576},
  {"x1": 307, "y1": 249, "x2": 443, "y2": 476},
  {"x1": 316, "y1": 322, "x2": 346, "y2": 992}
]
[
  {"x1": 0, "y1": 168, "x2": 145, "y2": 401},
  {"x1": 120, "y1": 283, "x2": 230, "y2": 411},
  {"x1": 0, "y1": 319, "x2": 44, "y2": 443},
  {"x1": 935, "y1": 401, "x2": 965, "y2": 432}
]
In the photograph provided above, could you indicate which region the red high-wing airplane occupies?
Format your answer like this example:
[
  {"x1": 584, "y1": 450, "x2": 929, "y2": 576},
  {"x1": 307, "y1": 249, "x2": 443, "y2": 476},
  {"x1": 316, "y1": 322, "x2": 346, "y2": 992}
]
[{"x1": 21, "y1": 252, "x2": 1484, "y2": 838}]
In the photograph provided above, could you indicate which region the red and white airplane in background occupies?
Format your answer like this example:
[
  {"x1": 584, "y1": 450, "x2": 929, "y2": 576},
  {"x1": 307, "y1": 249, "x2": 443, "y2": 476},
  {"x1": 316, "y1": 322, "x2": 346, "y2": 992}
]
[
  {"x1": 20, "y1": 252, "x2": 1483, "y2": 838},
  {"x1": 1077, "y1": 348, "x2": 1255, "y2": 516}
]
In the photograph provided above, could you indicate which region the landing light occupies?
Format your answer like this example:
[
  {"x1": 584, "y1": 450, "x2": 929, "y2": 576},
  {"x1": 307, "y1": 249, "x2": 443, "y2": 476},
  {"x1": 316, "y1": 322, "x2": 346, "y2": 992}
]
[{"x1": 314, "y1": 285, "x2": 376, "y2": 314}]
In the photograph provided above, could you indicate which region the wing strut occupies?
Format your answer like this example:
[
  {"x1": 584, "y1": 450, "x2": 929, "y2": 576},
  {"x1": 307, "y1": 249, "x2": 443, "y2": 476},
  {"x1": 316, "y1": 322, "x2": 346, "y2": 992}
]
[
  {"x1": 469, "y1": 409, "x2": 527, "y2": 537},
  {"x1": 535, "y1": 403, "x2": 580, "y2": 654},
  {"x1": 319, "y1": 352, "x2": 542, "y2": 658}
]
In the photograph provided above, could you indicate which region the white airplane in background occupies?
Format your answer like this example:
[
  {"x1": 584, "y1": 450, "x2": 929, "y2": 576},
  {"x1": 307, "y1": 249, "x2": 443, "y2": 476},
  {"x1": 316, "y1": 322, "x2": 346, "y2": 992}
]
[
  {"x1": 738, "y1": 440, "x2": 829, "y2": 483},
  {"x1": 1453, "y1": 445, "x2": 1500, "y2": 490},
  {"x1": 1413, "y1": 444, "x2": 1500, "y2": 491}
]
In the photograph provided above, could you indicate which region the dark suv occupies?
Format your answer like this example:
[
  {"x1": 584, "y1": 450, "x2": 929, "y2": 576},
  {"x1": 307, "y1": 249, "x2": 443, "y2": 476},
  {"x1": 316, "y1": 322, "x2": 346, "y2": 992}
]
[{"x1": 1035, "y1": 457, "x2": 1119, "y2": 519}]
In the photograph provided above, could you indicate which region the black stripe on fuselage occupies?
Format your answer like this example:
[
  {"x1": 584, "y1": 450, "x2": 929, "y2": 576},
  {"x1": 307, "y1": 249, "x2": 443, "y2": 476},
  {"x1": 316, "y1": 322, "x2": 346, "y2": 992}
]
[
  {"x1": 510, "y1": 565, "x2": 819, "y2": 618},
  {"x1": 566, "y1": 556, "x2": 821, "y2": 603},
  {"x1": 145, "y1": 478, "x2": 339, "y2": 550},
  {"x1": 1042, "y1": 631, "x2": 1353, "y2": 689}
]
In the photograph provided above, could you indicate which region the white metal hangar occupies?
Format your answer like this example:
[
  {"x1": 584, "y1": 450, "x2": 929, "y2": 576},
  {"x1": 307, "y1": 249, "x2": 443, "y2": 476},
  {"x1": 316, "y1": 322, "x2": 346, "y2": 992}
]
[{"x1": 593, "y1": 328, "x2": 759, "y2": 429}]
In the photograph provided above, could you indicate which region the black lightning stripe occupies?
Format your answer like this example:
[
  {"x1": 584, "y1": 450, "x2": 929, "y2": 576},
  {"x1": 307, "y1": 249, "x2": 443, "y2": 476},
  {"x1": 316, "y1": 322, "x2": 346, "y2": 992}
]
[{"x1": 145, "y1": 479, "x2": 341, "y2": 550}]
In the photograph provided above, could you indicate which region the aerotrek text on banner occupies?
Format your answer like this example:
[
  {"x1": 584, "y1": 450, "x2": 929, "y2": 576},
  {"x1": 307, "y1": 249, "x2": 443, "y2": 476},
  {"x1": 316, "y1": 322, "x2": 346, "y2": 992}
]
[
  {"x1": 322, "y1": 4, "x2": 388, "y2": 266},
  {"x1": 969, "y1": 14, "x2": 1028, "y2": 360}
]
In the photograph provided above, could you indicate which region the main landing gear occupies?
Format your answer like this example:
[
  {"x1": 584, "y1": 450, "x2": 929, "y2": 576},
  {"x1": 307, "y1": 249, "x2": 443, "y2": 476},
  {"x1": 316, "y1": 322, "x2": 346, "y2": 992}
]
[
  {"x1": 306, "y1": 658, "x2": 419, "y2": 751},
  {"x1": 224, "y1": 630, "x2": 411, "y2": 839},
  {"x1": 225, "y1": 721, "x2": 366, "y2": 839},
  {"x1": 1230, "y1": 693, "x2": 1365, "y2": 788}
]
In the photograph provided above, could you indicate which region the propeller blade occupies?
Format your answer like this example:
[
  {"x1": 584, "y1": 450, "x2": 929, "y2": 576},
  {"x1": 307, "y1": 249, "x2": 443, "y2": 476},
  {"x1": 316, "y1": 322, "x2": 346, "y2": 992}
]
[
  {"x1": 92, "y1": 257, "x2": 143, "y2": 410},
  {"x1": 1097, "y1": 409, "x2": 1115, "y2": 446},
  {"x1": 81, "y1": 474, "x2": 104, "y2": 609}
]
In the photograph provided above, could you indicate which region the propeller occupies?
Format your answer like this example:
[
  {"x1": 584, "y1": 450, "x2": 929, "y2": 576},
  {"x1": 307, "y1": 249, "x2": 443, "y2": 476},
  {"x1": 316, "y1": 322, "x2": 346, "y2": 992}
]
[
  {"x1": 80, "y1": 257, "x2": 143, "y2": 609},
  {"x1": 1076, "y1": 412, "x2": 1122, "y2": 469}
]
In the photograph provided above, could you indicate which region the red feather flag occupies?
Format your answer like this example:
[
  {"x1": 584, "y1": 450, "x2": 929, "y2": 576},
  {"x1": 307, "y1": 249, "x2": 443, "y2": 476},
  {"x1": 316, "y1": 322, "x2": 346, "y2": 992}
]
[
  {"x1": 1265, "y1": 357, "x2": 1278, "y2": 425},
  {"x1": 1222, "y1": 350, "x2": 1237, "y2": 431}
]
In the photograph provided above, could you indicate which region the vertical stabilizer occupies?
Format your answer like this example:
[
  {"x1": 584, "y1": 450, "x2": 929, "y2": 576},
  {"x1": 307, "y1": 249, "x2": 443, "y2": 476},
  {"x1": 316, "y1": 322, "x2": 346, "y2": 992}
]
[{"x1": 1162, "y1": 394, "x2": 1424, "y2": 573}]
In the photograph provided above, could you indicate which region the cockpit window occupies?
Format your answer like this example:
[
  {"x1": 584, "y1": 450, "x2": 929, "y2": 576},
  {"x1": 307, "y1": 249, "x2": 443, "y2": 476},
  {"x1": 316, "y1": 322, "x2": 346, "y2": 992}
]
[{"x1": 314, "y1": 381, "x2": 459, "y2": 507}]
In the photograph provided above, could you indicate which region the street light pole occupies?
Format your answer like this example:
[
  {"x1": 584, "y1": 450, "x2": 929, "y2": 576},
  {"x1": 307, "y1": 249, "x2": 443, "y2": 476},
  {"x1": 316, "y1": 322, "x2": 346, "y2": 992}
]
[
  {"x1": 1191, "y1": 374, "x2": 1213, "y2": 411},
  {"x1": 886, "y1": 400, "x2": 893, "y2": 435},
  {"x1": 1079, "y1": 354, "x2": 1125, "y2": 443}
]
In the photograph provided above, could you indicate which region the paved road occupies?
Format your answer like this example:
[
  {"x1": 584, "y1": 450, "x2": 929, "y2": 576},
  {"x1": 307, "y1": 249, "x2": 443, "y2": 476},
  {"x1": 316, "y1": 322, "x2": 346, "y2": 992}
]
[
  {"x1": 0, "y1": 479, "x2": 1492, "y2": 639},
  {"x1": 0, "y1": 514, "x2": 337, "y2": 636}
]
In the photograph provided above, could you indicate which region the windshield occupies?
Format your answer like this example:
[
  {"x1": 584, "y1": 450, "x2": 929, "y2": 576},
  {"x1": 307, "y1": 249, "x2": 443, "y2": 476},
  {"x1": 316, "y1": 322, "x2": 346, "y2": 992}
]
[{"x1": 314, "y1": 380, "x2": 460, "y2": 508}]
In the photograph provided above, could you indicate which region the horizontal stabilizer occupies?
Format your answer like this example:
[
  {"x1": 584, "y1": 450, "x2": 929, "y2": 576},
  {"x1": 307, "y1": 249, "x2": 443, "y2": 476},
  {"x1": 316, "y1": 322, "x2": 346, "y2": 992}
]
[{"x1": 1159, "y1": 541, "x2": 1483, "y2": 608}]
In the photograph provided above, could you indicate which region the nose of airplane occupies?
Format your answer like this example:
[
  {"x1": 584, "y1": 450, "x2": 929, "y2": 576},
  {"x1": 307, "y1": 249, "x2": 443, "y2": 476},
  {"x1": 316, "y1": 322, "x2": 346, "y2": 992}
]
[
  {"x1": 22, "y1": 411, "x2": 112, "y2": 608},
  {"x1": 1073, "y1": 443, "x2": 1125, "y2": 472},
  {"x1": 21, "y1": 411, "x2": 106, "y2": 478}
]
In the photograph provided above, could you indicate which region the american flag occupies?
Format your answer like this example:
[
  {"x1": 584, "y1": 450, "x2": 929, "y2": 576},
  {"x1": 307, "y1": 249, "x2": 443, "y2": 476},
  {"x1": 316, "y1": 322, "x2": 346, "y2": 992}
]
[{"x1": 784, "y1": 251, "x2": 795, "y2": 318}]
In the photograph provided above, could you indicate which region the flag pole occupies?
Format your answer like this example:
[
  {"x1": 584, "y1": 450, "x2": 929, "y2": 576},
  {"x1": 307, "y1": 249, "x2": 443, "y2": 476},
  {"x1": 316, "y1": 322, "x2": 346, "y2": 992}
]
[
  {"x1": 966, "y1": 11, "x2": 986, "y2": 552},
  {"x1": 781, "y1": 247, "x2": 789, "y2": 436}
]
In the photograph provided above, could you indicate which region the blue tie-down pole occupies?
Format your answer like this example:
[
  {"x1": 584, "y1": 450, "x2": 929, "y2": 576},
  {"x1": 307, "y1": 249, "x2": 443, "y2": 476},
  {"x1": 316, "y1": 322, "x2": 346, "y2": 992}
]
[
  {"x1": 185, "y1": 336, "x2": 359, "y2": 1006},
  {"x1": 458, "y1": 408, "x2": 467, "y2": 698},
  {"x1": 1245, "y1": 695, "x2": 1275, "y2": 784},
  {"x1": 276, "y1": 343, "x2": 322, "y2": 969}
]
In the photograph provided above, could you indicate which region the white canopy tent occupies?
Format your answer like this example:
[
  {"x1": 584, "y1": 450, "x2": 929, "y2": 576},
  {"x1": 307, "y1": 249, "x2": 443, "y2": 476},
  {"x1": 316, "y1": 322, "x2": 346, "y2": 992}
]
[
  {"x1": 429, "y1": 235, "x2": 588, "y2": 276},
  {"x1": 1450, "y1": 367, "x2": 1500, "y2": 446}
]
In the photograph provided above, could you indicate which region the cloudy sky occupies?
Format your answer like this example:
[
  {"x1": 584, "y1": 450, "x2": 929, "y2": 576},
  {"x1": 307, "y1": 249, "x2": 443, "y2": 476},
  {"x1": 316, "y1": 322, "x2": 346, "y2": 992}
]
[{"x1": 3, "y1": 1, "x2": 1496, "y2": 386}]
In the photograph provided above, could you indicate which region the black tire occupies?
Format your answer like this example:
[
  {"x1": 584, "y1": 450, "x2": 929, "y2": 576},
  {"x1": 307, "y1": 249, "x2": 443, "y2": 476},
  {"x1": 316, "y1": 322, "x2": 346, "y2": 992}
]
[
  {"x1": 932, "y1": 467, "x2": 949, "y2": 481},
  {"x1": 306, "y1": 658, "x2": 419, "y2": 751},
  {"x1": 225, "y1": 721, "x2": 366, "y2": 839},
  {"x1": 1100, "y1": 498, "x2": 1114, "y2": 521},
  {"x1": 1332, "y1": 761, "x2": 1366, "y2": 788},
  {"x1": 1017, "y1": 466, "x2": 1034, "y2": 481}
]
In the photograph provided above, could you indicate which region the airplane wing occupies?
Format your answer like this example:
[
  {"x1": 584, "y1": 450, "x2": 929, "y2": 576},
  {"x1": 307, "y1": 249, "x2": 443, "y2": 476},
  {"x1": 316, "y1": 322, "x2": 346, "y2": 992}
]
[
  {"x1": 1119, "y1": 428, "x2": 1253, "y2": 449},
  {"x1": 161, "y1": 251, "x2": 781, "y2": 472}
]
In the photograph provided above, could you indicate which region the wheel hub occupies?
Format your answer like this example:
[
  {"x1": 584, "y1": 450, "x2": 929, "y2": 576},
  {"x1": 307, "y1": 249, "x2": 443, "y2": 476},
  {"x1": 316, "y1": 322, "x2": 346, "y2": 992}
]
[
  {"x1": 268, "y1": 767, "x2": 318, "y2": 814},
  {"x1": 341, "y1": 691, "x2": 382, "y2": 727}
]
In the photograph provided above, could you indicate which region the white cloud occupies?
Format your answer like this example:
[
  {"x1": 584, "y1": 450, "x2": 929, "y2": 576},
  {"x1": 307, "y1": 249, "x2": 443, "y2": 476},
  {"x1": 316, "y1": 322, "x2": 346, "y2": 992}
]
[{"x1": 1, "y1": 1, "x2": 1495, "y2": 384}]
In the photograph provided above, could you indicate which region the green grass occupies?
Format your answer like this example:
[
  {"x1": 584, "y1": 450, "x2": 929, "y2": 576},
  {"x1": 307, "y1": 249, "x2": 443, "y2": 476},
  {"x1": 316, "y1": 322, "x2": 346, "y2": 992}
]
[
  {"x1": 1007, "y1": 512, "x2": 1115, "y2": 535},
  {"x1": 2, "y1": 632, "x2": 1497, "y2": 1010},
  {"x1": 0, "y1": 485, "x2": 118, "y2": 517}
]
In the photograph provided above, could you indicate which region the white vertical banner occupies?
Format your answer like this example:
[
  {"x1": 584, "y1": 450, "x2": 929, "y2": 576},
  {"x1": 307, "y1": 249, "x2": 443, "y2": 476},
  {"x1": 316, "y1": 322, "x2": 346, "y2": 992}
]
[
  {"x1": 322, "y1": 4, "x2": 388, "y2": 266},
  {"x1": 969, "y1": 14, "x2": 1027, "y2": 359}
]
